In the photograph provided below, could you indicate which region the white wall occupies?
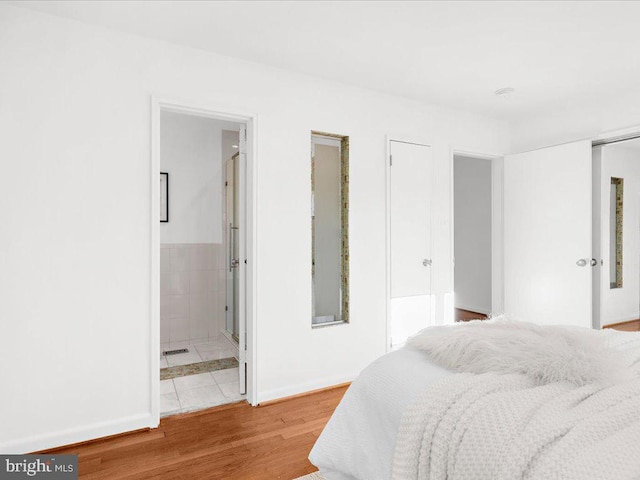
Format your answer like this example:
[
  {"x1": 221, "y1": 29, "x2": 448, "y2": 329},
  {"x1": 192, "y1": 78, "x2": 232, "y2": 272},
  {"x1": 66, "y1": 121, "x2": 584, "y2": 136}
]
[
  {"x1": 221, "y1": 130, "x2": 240, "y2": 166},
  {"x1": 510, "y1": 91, "x2": 640, "y2": 153},
  {"x1": 598, "y1": 143, "x2": 640, "y2": 325},
  {"x1": 160, "y1": 111, "x2": 223, "y2": 244},
  {"x1": 454, "y1": 156, "x2": 492, "y2": 314},
  {"x1": 0, "y1": 5, "x2": 509, "y2": 452}
]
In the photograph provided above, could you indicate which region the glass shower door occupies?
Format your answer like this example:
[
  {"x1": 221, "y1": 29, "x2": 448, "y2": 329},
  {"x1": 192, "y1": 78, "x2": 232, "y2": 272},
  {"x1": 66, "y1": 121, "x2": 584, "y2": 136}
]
[{"x1": 225, "y1": 154, "x2": 240, "y2": 342}]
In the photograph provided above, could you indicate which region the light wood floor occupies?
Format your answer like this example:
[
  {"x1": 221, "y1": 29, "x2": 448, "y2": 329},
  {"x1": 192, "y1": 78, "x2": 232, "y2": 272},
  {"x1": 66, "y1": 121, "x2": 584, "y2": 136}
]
[
  {"x1": 455, "y1": 308, "x2": 488, "y2": 322},
  {"x1": 456, "y1": 310, "x2": 640, "y2": 332},
  {"x1": 604, "y1": 319, "x2": 640, "y2": 332},
  {"x1": 41, "y1": 385, "x2": 349, "y2": 480},
  {"x1": 40, "y1": 317, "x2": 638, "y2": 480}
]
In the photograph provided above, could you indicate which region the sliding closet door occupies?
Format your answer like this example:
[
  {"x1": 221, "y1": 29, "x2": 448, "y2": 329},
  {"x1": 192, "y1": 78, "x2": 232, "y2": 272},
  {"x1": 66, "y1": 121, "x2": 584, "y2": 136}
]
[
  {"x1": 388, "y1": 140, "x2": 432, "y2": 348},
  {"x1": 504, "y1": 140, "x2": 592, "y2": 328}
]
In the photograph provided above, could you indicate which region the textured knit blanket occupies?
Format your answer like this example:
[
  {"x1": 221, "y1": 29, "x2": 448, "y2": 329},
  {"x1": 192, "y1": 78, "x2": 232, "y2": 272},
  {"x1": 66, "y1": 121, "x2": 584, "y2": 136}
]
[{"x1": 392, "y1": 325, "x2": 640, "y2": 480}]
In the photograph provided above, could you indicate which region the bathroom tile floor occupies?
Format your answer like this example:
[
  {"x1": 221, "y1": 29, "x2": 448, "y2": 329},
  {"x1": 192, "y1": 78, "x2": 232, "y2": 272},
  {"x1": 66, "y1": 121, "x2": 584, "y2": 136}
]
[{"x1": 160, "y1": 336, "x2": 244, "y2": 416}]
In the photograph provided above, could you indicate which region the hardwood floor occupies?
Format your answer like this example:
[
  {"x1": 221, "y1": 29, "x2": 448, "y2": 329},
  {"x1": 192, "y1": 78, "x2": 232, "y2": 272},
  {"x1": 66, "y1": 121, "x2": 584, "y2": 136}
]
[
  {"x1": 454, "y1": 312, "x2": 640, "y2": 331},
  {"x1": 455, "y1": 308, "x2": 488, "y2": 322},
  {"x1": 603, "y1": 319, "x2": 640, "y2": 332},
  {"x1": 41, "y1": 385, "x2": 349, "y2": 480},
  {"x1": 36, "y1": 318, "x2": 639, "y2": 479}
]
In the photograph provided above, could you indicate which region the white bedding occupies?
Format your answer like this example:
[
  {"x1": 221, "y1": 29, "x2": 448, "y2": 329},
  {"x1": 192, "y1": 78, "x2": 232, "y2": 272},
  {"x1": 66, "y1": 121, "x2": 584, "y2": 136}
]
[
  {"x1": 309, "y1": 324, "x2": 640, "y2": 480},
  {"x1": 308, "y1": 348, "x2": 453, "y2": 480}
]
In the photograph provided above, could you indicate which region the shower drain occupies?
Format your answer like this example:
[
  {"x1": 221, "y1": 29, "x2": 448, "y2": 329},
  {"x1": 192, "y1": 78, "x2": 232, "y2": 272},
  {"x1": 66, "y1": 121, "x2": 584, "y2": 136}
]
[{"x1": 163, "y1": 348, "x2": 189, "y2": 356}]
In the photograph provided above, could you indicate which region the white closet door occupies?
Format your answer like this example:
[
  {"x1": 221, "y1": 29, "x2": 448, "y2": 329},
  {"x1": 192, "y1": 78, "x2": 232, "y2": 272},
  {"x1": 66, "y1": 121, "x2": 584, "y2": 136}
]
[
  {"x1": 504, "y1": 140, "x2": 592, "y2": 328},
  {"x1": 389, "y1": 140, "x2": 432, "y2": 347}
]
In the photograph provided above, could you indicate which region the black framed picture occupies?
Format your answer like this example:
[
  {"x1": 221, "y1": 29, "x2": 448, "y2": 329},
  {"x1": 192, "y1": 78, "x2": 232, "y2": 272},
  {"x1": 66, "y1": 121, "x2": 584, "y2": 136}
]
[{"x1": 160, "y1": 172, "x2": 169, "y2": 222}]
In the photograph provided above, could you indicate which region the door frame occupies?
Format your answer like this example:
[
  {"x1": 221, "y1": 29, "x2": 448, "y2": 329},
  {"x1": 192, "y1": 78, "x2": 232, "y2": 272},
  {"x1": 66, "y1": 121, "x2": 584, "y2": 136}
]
[
  {"x1": 385, "y1": 135, "x2": 433, "y2": 352},
  {"x1": 450, "y1": 148, "x2": 505, "y2": 320},
  {"x1": 150, "y1": 95, "x2": 259, "y2": 421}
]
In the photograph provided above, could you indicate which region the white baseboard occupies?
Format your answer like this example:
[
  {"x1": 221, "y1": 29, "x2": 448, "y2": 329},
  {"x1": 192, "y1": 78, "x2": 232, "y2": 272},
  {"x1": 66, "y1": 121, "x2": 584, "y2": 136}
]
[
  {"x1": 455, "y1": 303, "x2": 491, "y2": 316},
  {"x1": 0, "y1": 413, "x2": 156, "y2": 454},
  {"x1": 256, "y1": 373, "x2": 357, "y2": 405}
]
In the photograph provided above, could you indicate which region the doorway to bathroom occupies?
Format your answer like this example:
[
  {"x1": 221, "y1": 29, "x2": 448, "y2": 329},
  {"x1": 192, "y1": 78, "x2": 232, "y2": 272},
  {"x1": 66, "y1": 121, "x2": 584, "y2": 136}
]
[{"x1": 151, "y1": 98, "x2": 256, "y2": 418}]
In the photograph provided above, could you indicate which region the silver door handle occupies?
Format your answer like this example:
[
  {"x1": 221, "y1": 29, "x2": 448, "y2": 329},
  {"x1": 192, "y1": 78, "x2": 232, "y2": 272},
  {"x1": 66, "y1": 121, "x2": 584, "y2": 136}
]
[
  {"x1": 228, "y1": 223, "x2": 234, "y2": 272},
  {"x1": 423, "y1": 259, "x2": 432, "y2": 267},
  {"x1": 228, "y1": 224, "x2": 239, "y2": 272},
  {"x1": 577, "y1": 258, "x2": 598, "y2": 267}
]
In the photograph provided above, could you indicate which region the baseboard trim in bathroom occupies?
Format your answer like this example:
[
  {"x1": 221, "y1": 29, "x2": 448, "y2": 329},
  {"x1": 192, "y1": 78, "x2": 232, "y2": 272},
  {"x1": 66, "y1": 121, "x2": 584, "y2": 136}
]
[
  {"x1": 162, "y1": 348, "x2": 189, "y2": 356},
  {"x1": 160, "y1": 357, "x2": 239, "y2": 380}
]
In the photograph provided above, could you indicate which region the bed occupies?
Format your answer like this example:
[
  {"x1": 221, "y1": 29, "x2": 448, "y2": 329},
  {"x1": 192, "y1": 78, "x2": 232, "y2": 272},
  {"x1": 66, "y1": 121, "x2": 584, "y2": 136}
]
[{"x1": 309, "y1": 319, "x2": 640, "y2": 480}]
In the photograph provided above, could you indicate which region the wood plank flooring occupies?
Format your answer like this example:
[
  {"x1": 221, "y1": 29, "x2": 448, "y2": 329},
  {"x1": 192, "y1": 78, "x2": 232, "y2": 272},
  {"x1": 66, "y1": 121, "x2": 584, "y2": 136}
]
[
  {"x1": 455, "y1": 311, "x2": 640, "y2": 332},
  {"x1": 603, "y1": 319, "x2": 640, "y2": 332},
  {"x1": 455, "y1": 308, "x2": 488, "y2": 322},
  {"x1": 40, "y1": 318, "x2": 637, "y2": 480},
  {"x1": 41, "y1": 385, "x2": 349, "y2": 480}
]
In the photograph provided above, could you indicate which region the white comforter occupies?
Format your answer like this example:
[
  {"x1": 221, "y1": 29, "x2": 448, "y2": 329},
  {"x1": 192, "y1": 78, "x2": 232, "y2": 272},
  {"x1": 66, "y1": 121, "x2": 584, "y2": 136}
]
[
  {"x1": 310, "y1": 324, "x2": 640, "y2": 480},
  {"x1": 309, "y1": 348, "x2": 453, "y2": 480}
]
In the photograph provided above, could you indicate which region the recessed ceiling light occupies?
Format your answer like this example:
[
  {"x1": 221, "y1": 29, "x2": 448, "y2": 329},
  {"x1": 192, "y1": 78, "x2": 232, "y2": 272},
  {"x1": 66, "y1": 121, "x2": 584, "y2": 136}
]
[
  {"x1": 494, "y1": 87, "x2": 515, "y2": 97},
  {"x1": 232, "y1": 144, "x2": 239, "y2": 148}
]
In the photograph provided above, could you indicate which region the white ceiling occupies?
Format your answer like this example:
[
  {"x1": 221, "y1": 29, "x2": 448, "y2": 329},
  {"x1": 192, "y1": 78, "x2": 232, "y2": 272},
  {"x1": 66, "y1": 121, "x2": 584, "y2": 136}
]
[{"x1": 13, "y1": 1, "x2": 640, "y2": 121}]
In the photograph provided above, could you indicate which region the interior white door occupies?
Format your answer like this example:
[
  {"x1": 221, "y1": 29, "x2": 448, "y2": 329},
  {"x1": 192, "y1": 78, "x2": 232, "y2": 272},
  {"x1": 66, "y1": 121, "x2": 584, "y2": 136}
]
[
  {"x1": 237, "y1": 124, "x2": 247, "y2": 395},
  {"x1": 504, "y1": 140, "x2": 592, "y2": 328},
  {"x1": 389, "y1": 140, "x2": 432, "y2": 347}
]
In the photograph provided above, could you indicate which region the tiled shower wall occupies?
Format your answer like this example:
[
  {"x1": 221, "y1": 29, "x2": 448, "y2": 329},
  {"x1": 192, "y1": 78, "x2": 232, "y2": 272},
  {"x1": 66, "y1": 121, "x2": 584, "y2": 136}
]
[{"x1": 160, "y1": 243, "x2": 226, "y2": 345}]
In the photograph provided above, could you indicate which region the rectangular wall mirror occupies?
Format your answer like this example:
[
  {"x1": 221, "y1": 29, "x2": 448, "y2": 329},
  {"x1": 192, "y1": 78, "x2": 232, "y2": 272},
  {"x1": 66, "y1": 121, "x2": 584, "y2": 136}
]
[
  {"x1": 610, "y1": 177, "x2": 623, "y2": 289},
  {"x1": 311, "y1": 132, "x2": 349, "y2": 326}
]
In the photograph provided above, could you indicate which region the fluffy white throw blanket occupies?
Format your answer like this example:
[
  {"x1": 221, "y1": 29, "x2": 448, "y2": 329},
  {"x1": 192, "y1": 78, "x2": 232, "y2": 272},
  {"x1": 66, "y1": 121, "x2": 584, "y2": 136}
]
[
  {"x1": 393, "y1": 321, "x2": 640, "y2": 480},
  {"x1": 406, "y1": 317, "x2": 636, "y2": 385}
]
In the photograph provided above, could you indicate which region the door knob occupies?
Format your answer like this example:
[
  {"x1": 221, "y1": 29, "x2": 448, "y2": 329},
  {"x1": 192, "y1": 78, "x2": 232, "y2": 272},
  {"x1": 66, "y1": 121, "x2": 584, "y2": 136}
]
[
  {"x1": 576, "y1": 258, "x2": 598, "y2": 267},
  {"x1": 422, "y1": 259, "x2": 432, "y2": 267}
]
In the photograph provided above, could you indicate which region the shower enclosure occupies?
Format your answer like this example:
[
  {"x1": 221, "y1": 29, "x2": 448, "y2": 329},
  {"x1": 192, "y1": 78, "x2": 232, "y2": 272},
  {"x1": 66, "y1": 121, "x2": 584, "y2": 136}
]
[{"x1": 225, "y1": 153, "x2": 240, "y2": 342}]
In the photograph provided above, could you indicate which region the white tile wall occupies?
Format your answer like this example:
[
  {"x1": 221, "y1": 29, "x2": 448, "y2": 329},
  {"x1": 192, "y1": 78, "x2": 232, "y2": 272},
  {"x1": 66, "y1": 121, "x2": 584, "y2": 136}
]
[
  {"x1": 170, "y1": 246, "x2": 190, "y2": 272},
  {"x1": 160, "y1": 244, "x2": 226, "y2": 344}
]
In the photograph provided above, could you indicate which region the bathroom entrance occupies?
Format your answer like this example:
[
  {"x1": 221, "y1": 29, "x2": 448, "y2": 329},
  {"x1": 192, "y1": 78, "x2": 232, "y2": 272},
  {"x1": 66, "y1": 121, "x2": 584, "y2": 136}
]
[{"x1": 152, "y1": 98, "x2": 255, "y2": 417}]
